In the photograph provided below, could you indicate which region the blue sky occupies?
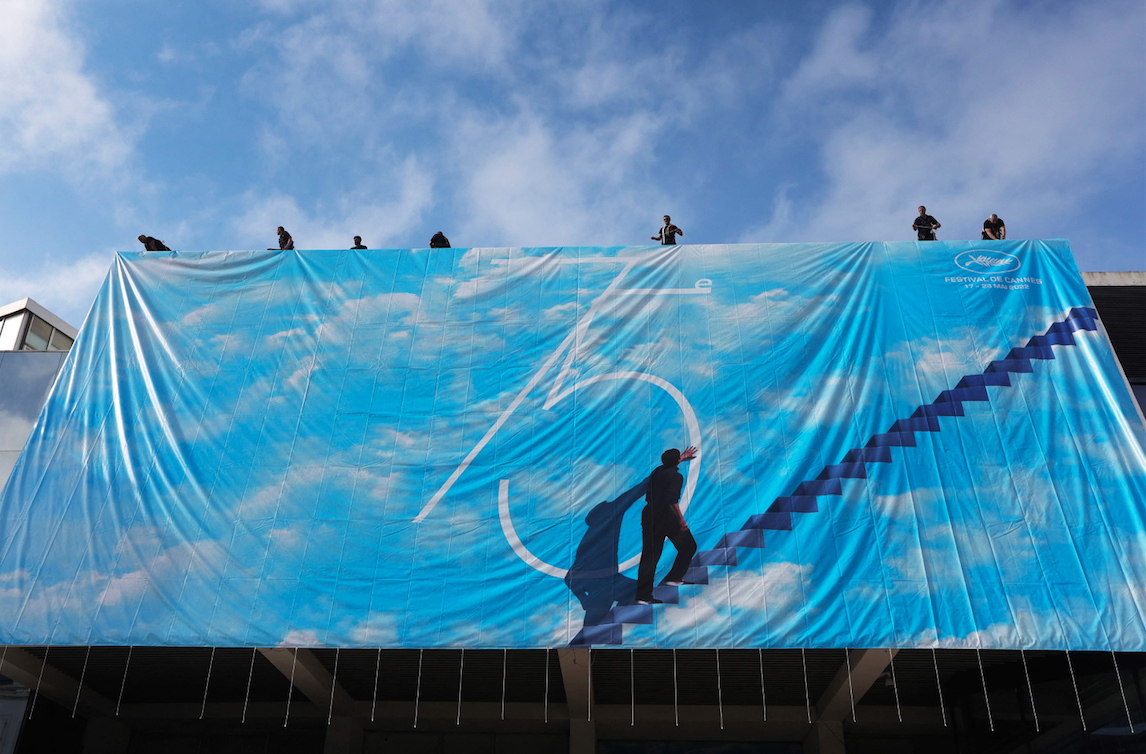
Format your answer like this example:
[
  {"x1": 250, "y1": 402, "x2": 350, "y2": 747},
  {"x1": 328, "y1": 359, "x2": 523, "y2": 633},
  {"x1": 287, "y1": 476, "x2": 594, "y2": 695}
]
[{"x1": 0, "y1": 0, "x2": 1143, "y2": 327}]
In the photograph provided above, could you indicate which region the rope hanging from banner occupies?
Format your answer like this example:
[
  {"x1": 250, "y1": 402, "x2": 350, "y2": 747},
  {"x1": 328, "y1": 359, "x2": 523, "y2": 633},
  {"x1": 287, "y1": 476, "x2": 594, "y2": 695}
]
[
  {"x1": 931, "y1": 648, "x2": 947, "y2": 728},
  {"x1": 801, "y1": 647, "x2": 811, "y2": 724},
  {"x1": 976, "y1": 648, "x2": 994, "y2": 732},
  {"x1": 456, "y1": 648, "x2": 465, "y2": 726},
  {"x1": 198, "y1": 646, "x2": 215, "y2": 721},
  {"x1": 716, "y1": 648, "x2": 724, "y2": 731},
  {"x1": 28, "y1": 644, "x2": 49, "y2": 719},
  {"x1": 1111, "y1": 650, "x2": 1134, "y2": 732},
  {"x1": 72, "y1": 645, "x2": 92, "y2": 719},
  {"x1": 328, "y1": 647, "x2": 340, "y2": 725},
  {"x1": 1020, "y1": 649, "x2": 1039, "y2": 732},
  {"x1": 845, "y1": 647, "x2": 856, "y2": 722},
  {"x1": 371, "y1": 647, "x2": 381, "y2": 723},
  {"x1": 241, "y1": 647, "x2": 255, "y2": 724},
  {"x1": 888, "y1": 648, "x2": 901, "y2": 723},
  {"x1": 414, "y1": 648, "x2": 423, "y2": 729},
  {"x1": 759, "y1": 648, "x2": 767, "y2": 722},
  {"x1": 1065, "y1": 650, "x2": 1086, "y2": 731},
  {"x1": 283, "y1": 648, "x2": 298, "y2": 727}
]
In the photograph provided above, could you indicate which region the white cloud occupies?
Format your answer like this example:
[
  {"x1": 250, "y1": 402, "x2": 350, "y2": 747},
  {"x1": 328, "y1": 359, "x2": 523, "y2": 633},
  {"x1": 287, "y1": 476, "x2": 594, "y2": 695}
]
[
  {"x1": 0, "y1": 252, "x2": 110, "y2": 328},
  {"x1": 0, "y1": 0, "x2": 131, "y2": 173}
]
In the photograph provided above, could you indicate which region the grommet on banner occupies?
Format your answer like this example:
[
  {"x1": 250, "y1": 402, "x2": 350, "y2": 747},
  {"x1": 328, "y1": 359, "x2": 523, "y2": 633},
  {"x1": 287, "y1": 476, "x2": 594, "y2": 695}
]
[
  {"x1": 801, "y1": 647, "x2": 811, "y2": 724},
  {"x1": 199, "y1": 646, "x2": 215, "y2": 721},
  {"x1": 673, "y1": 648, "x2": 679, "y2": 727},
  {"x1": 456, "y1": 648, "x2": 465, "y2": 726},
  {"x1": 327, "y1": 647, "x2": 340, "y2": 725},
  {"x1": 931, "y1": 648, "x2": 947, "y2": 727},
  {"x1": 283, "y1": 648, "x2": 298, "y2": 727},
  {"x1": 630, "y1": 648, "x2": 635, "y2": 727},
  {"x1": 976, "y1": 648, "x2": 994, "y2": 732},
  {"x1": 371, "y1": 648, "x2": 381, "y2": 723},
  {"x1": 886, "y1": 649, "x2": 902, "y2": 723},
  {"x1": 716, "y1": 648, "x2": 724, "y2": 731},
  {"x1": 241, "y1": 647, "x2": 255, "y2": 724},
  {"x1": 28, "y1": 645, "x2": 48, "y2": 719},
  {"x1": 1111, "y1": 650, "x2": 1134, "y2": 732},
  {"x1": 758, "y1": 648, "x2": 767, "y2": 722},
  {"x1": 587, "y1": 648, "x2": 592, "y2": 723},
  {"x1": 414, "y1": 648, "x2": 424, "y2": 729},
  {"x1": 845, "y1": 647, "x2": 856, "y2": 723},
  {"x1": 501, "y1": 648, "x2": 507, "y2": 721},
  {"x1": 544, "y1": 648, "x2": 550, "y2": 724},
  {"x1": 1020, "y1": 649, "x2": 1039, "y2": 732},
  {"x1": 1065, "y1": 650, "x2": 1085, "y2": 731}
]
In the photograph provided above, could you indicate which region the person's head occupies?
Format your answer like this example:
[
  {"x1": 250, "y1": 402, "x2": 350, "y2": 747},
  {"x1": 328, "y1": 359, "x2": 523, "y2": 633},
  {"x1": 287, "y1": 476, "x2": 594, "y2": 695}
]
[
  {"x1": 277, "y1": 226, "x2": 285, "y2": 234},
  {"x1": 989, "y1": 213, "x2": 998, "y2": 221},
  {"x1": 137, "y1": 234, "x2": 147, "y2": 242},
  {"x1": 918, "y1": 206, "x2": 926, "y2": 215},
  {"x1": 663, "y1": 215, "x2": 671, "y2": 225},
  {"x1": 661, "y1": 448, "x2": 681, "y2": 467},
  {"x1": 353, "y1": 236, "x2": 362, "y2": 244}
]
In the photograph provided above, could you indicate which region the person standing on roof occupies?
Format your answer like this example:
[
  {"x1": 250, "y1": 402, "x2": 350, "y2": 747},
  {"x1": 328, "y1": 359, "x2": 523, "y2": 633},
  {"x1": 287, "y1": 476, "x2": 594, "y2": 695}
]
[
  {"x1": 276, "y1": 227, "x2": 294, "y2": 250},
  {"x1": 137, "y1": 234, "x2": 170, "y2": 251},
  {"x1": 981, "y1": 214, "x2": 1006, "y2": 240},
  {"x1": 652, "y1": 215, "x2": 683, "y2": 245},
  {"x1": 912, "y1": 206, "x2": 940, "y2": 241},
  {"x1": 351, "y1": 236, "x2": 367, "y2": 249},
  {"x1": 635, "y1": 446, "x2": 699, "y2": 605},
  {"x1": 429, "y1": 231, "x2": 451, "y2": 248}
]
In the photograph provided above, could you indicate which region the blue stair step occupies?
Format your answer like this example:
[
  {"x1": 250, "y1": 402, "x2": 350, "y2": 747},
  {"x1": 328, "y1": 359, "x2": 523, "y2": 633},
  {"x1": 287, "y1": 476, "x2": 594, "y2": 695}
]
[
  {"x1": 794, "y1": 478, "x2": 842, "y2": 496},
  {"x1": 985, "y1": 358, "x2": 1033, "y2": 374},
  {"x1": 652, "y1": 585, "x2": 680, "y2": 603},
  {"x1": 717, "y1": 530, "x2": 765, "y2": 549},
  {"x1": 744, "y1": 512, "x2": 792, "y2": 530},
  {"x1": 768, "y1": 496, "x2": 819, "y2": 513},
  {"x1": 843, "y1": 446, "x2": 892, "y2": 463},
  {"x1": 890, "y1": 416, "x2": 940, "y2": 433},
  {"x1": 957, "y1": 373, "x2": 1012, "y2": 388},
  {"x1": 1071, "y1": 317, "x2": 1097, "y2": 331},
  {"x1": 1028, "y1": 332, "x2": 1075, "y2": 347},
  {"x1": 605, "y1": 604, "x2": 653, "y2": 625},
  {"x1": 1070, "y1": 306, "x2": 1098, "y2": 320},
  {"x1": 867, "y1": 432, "x2": 917, "y2": 447},
  {"x1": 683, "y1": 566, "x2": 710, "y2": 584},
  {"x1": 817, "y1": 462, "x2": 867, "y2": 479},
  {"x1": 576, "y1": 624, "x2": 623, "y2": 645},
  {"x1": 1007, "y1": 346, "x2": 1055, "y2": 360},
  {"x1": 935, "y1": 385, "x2": 989, "y2": 403},
  {"x1": 692, "y1": 548, "x2": 738, "y2": 567},
  {"x1": 913, "y1": 402, "x2": 965, "y2": 418}
]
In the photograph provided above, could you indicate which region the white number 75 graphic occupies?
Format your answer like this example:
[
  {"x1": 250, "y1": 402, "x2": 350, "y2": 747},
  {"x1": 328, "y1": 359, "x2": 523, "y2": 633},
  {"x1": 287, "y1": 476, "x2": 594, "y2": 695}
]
[{"x1": 414, "y1": 250, "x2": 712, "y2": 578}]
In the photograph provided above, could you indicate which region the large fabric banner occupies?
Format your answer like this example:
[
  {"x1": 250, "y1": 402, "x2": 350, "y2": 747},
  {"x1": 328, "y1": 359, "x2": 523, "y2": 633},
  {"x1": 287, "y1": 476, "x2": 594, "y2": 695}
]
[{"x1": 2, "y1": 242, "x2": 1145, "y2": 650}]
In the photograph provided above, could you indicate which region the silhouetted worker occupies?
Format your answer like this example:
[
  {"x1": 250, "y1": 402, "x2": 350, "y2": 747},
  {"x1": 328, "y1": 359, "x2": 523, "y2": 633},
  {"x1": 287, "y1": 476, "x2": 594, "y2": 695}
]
[
  {"x1": 913, "y1": 206, "x2": 940, "y2": 241},
  {"x1": 652, "y1": 215, "x2": 683, "y2": 245},
  {"x1": 981, "y1": 214, "x2": 1006, "y2": 240},
  {"x1": 429, "y1": 231, "x2": 451, "y2": 248},
  {"x1": 277, "y1": 226, "x2": 294, "y2": 250},
  {"x1": 351, "y1": 236, "x2": 367, "y2": 249},
  {"x1": 137, "y1": 234, "x2": 170, "y2": 251},
  {"x1": 635, "y1": 446, "x2": 699, "y2": 605},
  {"x1": 566, "y1": 478, "x2": 648, "y2": 643}
]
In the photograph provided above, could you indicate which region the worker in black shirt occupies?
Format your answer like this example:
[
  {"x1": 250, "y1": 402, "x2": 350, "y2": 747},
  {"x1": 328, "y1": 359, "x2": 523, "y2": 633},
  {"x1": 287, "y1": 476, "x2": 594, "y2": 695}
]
[
  {"x1": 652, "y1": 215, "x2": 683, "y2": 245},
  {"x1": 912, "y1": 206, "x2": 940, "y2": 241},
  {"x1": 429, "y1": 231, "x2": 451, "y2": 248},
  {"x1": 351, "y1": 236, "x2": 367, "y2": 249},
  {"x1": 635, "y1": 446, "x2": 699, "y2": 604},
  {"x1": 981, "y1": 214, "x2": 1006, "y2": 240},
  {"x1": 276, "y1": 226, "x2": 294, "y2": 250},
  {"x1": 137, "y1": 234, "x2": 170, "y2": 251}
]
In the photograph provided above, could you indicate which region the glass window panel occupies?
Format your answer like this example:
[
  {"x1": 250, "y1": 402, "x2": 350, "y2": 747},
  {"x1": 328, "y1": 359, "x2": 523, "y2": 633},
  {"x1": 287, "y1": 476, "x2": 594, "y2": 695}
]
[
  {"x1": 23, "y1": 315, "x2": 51, "y2": 351},
  {"x1": 0, "y1": 352, "x2": 64, "y2": 450},
  {"x1": 0, "y1": 313, "x2": 25, "y2": 351},
  {"x1": 48, "y1": 329, "x2": 74, "y2": 351}
]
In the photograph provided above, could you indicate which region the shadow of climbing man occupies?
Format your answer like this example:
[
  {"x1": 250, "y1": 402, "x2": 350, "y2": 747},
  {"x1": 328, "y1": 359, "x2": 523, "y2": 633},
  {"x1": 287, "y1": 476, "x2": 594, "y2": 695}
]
[{"x1": 566, "y1": 477, "x2": 648, "y2": 642}]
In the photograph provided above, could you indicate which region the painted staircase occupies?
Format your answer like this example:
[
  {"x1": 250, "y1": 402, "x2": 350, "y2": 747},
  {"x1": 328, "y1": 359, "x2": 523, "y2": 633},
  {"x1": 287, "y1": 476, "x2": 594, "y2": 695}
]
[{"x1": 570, "y1": 307, "x2": 1101, "y2": 646}]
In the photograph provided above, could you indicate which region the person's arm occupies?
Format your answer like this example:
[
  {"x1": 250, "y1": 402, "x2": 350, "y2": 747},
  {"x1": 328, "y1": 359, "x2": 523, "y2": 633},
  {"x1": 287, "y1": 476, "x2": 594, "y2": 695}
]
[
  {"x1": 984, "y1": 224, "x2": 997, "y2": 240},
  {"x1": 999, "y1": 224, "x2": 1006, "y2": 239},
  {"x1": 675, "y1": 226, "x2": 683, "y2": 236},
  {"x1": 651, "y1": 230, "x2": 662, "y2": 241},
  {"x1": 931, "y1": 219, "x2": 941, "y2": 230},
  {"x1": 679, "y1": 446, "x2": 698, "y2": 461}
]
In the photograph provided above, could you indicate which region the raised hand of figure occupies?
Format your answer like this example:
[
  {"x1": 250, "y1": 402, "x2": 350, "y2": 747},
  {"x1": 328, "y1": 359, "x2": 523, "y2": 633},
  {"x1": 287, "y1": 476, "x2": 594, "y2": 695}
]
[{"x1": 679, "y1": 446, "x2": 698, "y2": 461}]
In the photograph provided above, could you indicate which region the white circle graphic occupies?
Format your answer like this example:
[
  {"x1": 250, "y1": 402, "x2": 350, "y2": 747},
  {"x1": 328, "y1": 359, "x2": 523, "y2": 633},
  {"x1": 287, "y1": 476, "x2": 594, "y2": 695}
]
[{"x1": 955, "y1": 249, "x2": 1021, "y2": 275}]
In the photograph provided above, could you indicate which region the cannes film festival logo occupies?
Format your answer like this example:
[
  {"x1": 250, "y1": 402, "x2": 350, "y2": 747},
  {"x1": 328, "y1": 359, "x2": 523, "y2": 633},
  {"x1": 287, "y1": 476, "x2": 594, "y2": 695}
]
[{"x1": 954, "y1": 250, "x2": 1021, "y2": 275}]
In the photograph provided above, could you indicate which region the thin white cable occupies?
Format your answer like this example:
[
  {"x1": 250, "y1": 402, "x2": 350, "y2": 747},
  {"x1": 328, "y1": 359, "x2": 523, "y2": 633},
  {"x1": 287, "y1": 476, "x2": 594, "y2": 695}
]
[
  {"x1": 1020, "y1": 649, "x2": 1039, "y2": 732},
  {"x1": 327, "y1": 647, "x2": 340, "y2": 725},
  {"x1": 716, "y1": 649, "x2": 724, "y2": 731},
  {"x1": 587, "y1": 648, "x2": 592, "y2": 722},
  {"x1": 199, "y1": 647, "x2": 216, "y2": 721},
  {"x1": 28, "y1": 645, "x2": 49, "y2": 719},
  {"x1": 283, "y1": 648, "x2": 298, "y2": 727},
  {"x1": 845, "y1": 647, "x2": 856, "y2": 723},
  {"x1": 630, "y1": 648, "x2": 635, "y2": 727},
  {"x1": 1065, "y1": 650, "x2": 1086, "y2": 731},
  {"x1": 673, "y1": 648, "x2": 679, "y2": 727},
  {"x1": 544, "y1": 648, "x2": 550, "y2": 724},
  {"x1": 0, "y1": 646, "x2": 7, "y2": 678},
  {"x1": 414, "y1": 648, "x2": 423, "y2": 729},
  {"x1": 976, "y1": 648, "x2": 994, "y2": 732},
  {"x1": 72, "y1": 646, "x2": 92, "y2": 718},
  {"x1": 801, "y1": 648, "x2": 811, "y2": 724},
  {"x1": 758, "y1": 648, "x2": 767, "y2": 722},
  {"x1": 931, "y1": 648, "x2": 947, "y2": 727},
  {"x1": 888, "y1": 649, "x2": 902, "y2": 723},
  {"x1": 241, "y1": 647, "x2": 255, "y2": 724},
  {"x1": 501, "y1": 649, "x2": 507, "y2": 721},
  {"x1": 1111, "y1": 650, "x2": 1134, "y2": 732},
  {"x1": 457, "y1": 648, "x2": 465, "y2": 726},
  {"x1": 371, "y1": 648, "x2": 381, "y2": 723}
]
